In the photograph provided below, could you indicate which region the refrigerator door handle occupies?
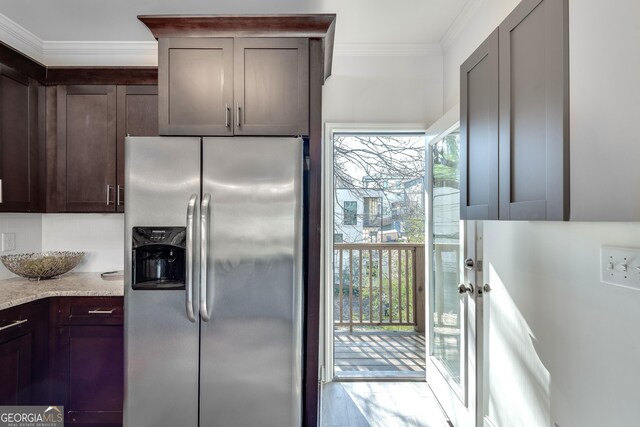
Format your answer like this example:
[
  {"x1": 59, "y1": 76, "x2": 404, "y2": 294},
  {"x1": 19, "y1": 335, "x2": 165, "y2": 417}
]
[
  {"x1": 200, "y1": 193, "x2": 212, "y2": 321},
  {"x1": 185, "y1": 194, "x2": 198, "y2": 323}
]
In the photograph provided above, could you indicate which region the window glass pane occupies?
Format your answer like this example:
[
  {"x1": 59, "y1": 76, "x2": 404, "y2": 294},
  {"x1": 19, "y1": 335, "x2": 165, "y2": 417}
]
[
  {"x1": 343, "y1": 201, "x2": 357, "y2": 225},
  {"x1": 431, "y1": 127, "x2": 462, "y2": 386}
]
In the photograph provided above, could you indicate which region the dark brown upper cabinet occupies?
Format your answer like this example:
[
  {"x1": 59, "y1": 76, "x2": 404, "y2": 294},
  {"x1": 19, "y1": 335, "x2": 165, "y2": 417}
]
[
  {"x1": 54, "y1": 84, "x2": 158, "y2": 213},
  {"x1": 158, "y1": 38, "x2": 233, "y2": 136},
  {"x1": 460, "y1": 29, "x2": 499, "y2": 220},
  {"x1": 158, "y1": 37, "x2": 309, "y2": 136},
  {"x1": 460, "y1": 0, "x2": 568, "y2": 221},
  {"x1": 498, "y1": 0, "x2": 568, "y2": 220},
  {"x1": 234, "y1": 38, "x2": 309, "y2": 136},
  {"x1": 116, "y1": 85, "x2": 159, "y2": 212},
  {"x1": 0, "y1": 67, "x2": 39, "y2": 212},
  {"x1": 57, "y1": 85, "x2": 117, "y2": 213}
]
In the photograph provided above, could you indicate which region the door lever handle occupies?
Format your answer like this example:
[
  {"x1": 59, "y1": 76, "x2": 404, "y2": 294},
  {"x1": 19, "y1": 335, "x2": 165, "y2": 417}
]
[{"x1": 458, "y1": 283, "x2": 474, "y2": 295}]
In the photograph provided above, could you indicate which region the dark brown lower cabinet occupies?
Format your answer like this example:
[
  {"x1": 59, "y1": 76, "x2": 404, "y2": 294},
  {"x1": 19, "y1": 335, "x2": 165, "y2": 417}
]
[
  {"x1": 54, "y1": 297, "x2": 124, "y2": 427},
  {"x1": 0, "y1": 300, "x2": 48, "y2": 406},
  {"x1": 0, "y1": 297, "x2": 124, "y2": 426},
  {"x1": 0, "y1": 331, "x2": 32, "y2": 405},
  {"x1": 57, "y1": 326, "x2": 123, "y2": 426}
]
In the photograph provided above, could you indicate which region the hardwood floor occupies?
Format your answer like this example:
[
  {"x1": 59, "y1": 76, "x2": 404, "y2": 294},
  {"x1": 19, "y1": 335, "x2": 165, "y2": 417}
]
[
  {"x1": 334, "y1": 331, "x2": 426, "y2": 378},
  {"x1": 321, "y1": 382, "x2": 450, "y2": 427}
]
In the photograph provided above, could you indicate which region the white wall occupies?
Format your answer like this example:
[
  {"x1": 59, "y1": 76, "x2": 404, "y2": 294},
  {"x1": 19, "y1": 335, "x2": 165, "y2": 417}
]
[
  {"x1": 568, "y1": 1, "x2": 640, "y2": 220},
  {"x1": 324, "y1": 51, "x2": 443, "y2": 125},
  {"x1": 442, "y1": 0, "x2": 519, "y2": 111},
  {"x1": 0, "y1": 214, "x2": 42, "y2": 280},
  {"x1": 442, "y1": 0, "x2": 640, "y2": 426},
  {"x1": 41, "y1": 214, "x2": 124, "y2": 273},
  {"x1": 485, "y1": 221, "x2": 640, "y2": 427}
]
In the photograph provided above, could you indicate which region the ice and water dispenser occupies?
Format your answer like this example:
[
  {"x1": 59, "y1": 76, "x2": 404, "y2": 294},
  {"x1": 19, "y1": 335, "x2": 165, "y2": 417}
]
[{"x1": 131, "y1": 227, "x2": 186, "y2": 290}]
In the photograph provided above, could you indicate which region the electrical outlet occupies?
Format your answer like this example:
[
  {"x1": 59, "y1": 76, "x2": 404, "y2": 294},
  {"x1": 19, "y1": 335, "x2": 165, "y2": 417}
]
[
  {"x1": 601, "y1": 246, "x2": 640, "y2": 290},
  {"x1": 1, "y1": 232, "x2": 16, "y2": 252}
]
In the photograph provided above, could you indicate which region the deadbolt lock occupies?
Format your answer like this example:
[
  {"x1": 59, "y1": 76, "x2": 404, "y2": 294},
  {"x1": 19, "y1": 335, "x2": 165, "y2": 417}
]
[{"x1": 464, "y1": 258, "x2": 474, "y2": 270}]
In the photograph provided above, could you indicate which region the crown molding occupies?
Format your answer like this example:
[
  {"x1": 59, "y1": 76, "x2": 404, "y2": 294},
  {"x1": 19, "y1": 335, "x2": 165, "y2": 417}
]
[
  {"x1": 0, "y1": 13, "x2": 44, "y2": 63},
  {"x1": 0, "y1": 13, "x2": 159, "y2": 66},
  {"x1": 0, "y1": 12, "x2": 442, "y2": 66},
  {"x1": 440, "y1": 0, "x2": 484, "y2": 52},
  {"x1": 334, "y1": 42, "x2": 441, "y2": 57},
  {"x1": 42, "y1": 41, "x2": 158, "y2": 66}
]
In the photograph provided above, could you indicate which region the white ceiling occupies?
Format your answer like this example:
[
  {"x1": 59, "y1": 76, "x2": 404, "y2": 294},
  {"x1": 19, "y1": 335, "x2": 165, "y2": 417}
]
[
  {"x1": 0, "y1": 0, "x2": 468, "y2": 44},
  {"x1": 0, "y1": 0, "x2": 474, "y2": 65}
]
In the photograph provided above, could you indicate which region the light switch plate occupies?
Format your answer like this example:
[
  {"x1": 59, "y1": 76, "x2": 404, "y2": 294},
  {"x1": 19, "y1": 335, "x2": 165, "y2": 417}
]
[
  {"x1": 601, "y1": 246, "x2": 640, "y2": 290},
  {"x1": 1, "y1": 232, "x2": 16, "y2": 252}
]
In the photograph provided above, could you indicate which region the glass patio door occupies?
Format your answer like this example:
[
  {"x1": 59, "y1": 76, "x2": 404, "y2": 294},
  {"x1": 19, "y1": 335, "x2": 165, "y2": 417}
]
[{"x1": 426, "y1": 126, "x2": 483, "y2": 427}]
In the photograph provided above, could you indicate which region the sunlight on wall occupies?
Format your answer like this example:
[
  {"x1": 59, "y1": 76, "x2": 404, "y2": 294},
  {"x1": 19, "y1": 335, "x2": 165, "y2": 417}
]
[{"x1": 487, "y1": 263, "x2": 550, "y2": 427}]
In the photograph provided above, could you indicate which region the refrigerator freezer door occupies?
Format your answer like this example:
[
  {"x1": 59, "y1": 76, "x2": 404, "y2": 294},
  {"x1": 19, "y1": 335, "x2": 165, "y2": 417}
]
[
  {"x1": 200, "y1": 137, "x2": 303, "y2": 427},
  {"x1": 124, "y1": 136, "x2": 201, "y2": 427}
]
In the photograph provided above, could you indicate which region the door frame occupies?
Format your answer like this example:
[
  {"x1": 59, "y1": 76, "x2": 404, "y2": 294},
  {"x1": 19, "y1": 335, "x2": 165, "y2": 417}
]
[{"x1": 320, "y1": 122, "x2": 427, "y2": 384}]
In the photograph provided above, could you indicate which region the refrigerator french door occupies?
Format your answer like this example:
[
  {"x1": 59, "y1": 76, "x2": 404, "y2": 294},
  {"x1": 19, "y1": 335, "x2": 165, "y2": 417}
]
[{"x1": 124, "y1": 137, "x2": 303, "y2": 427}]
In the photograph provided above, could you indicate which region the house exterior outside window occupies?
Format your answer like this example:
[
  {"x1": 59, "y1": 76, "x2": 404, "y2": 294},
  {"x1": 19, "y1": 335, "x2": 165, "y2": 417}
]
[{"x1": 343, "y1": 201, "x2": 357, "y2": 225}]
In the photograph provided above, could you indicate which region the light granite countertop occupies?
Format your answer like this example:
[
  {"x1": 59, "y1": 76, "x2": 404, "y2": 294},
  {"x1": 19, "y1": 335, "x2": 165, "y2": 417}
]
[{"x1": 0, "y1": 272, "x2": 124, "y2": 311}]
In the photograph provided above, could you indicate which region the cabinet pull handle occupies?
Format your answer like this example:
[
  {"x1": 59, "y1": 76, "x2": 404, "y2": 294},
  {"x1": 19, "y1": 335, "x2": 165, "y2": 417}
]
[
  {"x1": 236, "y1": 103, "x2": 241, "y2": 127},
  {"x1": 0, "y1": 319, "x2": 27, "y2": 331},
  {"x1": 106, "y1": 185, "x2": 114, "y2": 206},
  {"x1": 117, "y1": 185, "x2": 124, "y2": 206},
  {"x1": 88, "y1": 309, "x2": 116, "y2": 314},
  {"x1": 225, "y1": 104, "x2": 230, "y2": 127},
  {"x1": 0, "y1": 178, "x2": 3, "y2": 204}
]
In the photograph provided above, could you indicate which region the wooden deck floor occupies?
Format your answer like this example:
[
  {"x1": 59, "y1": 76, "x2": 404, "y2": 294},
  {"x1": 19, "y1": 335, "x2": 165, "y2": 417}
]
[{"x1": 334, "y1": 331, "x2": 426, "y2": 378}]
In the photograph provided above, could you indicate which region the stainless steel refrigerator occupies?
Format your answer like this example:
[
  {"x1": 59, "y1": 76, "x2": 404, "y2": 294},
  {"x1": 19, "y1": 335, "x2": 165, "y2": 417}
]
[{"x1": 123, "y1": 137, "x2": 303, "y2": 427}]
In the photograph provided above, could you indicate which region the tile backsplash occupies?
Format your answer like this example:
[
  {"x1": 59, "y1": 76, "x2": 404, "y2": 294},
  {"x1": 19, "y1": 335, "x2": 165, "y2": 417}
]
[
  {"x1": 42, "y1": 214, "x2": 124, "y2": 273},
  {"x1": 0, "y1": 214, "x2": 42, "y2": 280},
  {"x1": 0, "y1": 213, "x2": 124, "y2": 279}
]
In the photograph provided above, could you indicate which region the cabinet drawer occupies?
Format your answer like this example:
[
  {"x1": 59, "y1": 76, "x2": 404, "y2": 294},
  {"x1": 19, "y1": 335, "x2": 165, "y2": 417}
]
[
  {"x1": 57, "y1": 297, "x2": 123, "y2": 326},
  {"x1": 0, "y1": 305, "x2": 30, "y2": 343}
]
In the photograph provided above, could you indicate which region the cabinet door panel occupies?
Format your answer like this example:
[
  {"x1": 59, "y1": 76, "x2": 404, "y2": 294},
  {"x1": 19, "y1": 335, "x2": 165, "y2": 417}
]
[
  {"x1": 59, "y1": 325, "x2": 123, "y2": 425},
  {"x1": 57, "y1": 85, "x2": 117, "y2": 212},
  {"x1": 235, "y1": 38, "x2": 309, "y2": 136},
  {"x1": 159, "y1": 38, "x2": 233, "y2": 136},
  {"x1": 499, "y1": 0, "x2": 569, "y2": 220},
  {"x1": 460, "y1": 29, "x2": 499, "y2": 220},
  {"x1": 0, "y1": 333, "x2": 31, "y2": 405},
  {"x1": 0, "y1": 71, "x2": 38, "y2": 212},
  {"x1": 116, "y1": 85, "x2": 158, "y2": 212}
]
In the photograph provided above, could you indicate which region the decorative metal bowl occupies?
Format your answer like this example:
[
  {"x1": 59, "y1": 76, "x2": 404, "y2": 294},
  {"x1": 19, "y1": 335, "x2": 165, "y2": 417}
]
[{"x1": 0, "y1": 251, "x2": 85, "y2": 280}]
